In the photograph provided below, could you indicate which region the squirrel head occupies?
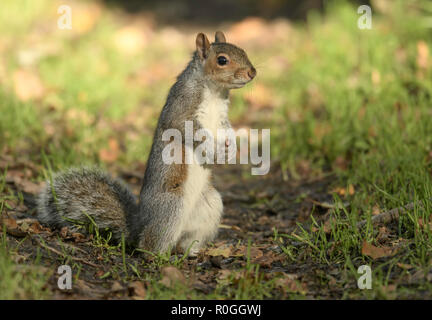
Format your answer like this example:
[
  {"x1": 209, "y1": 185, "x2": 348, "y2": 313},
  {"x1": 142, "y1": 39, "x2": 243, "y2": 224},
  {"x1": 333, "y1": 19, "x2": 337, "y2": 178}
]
[{"x1": 195, "y1": 31, "x2": 256, "y2": 89}]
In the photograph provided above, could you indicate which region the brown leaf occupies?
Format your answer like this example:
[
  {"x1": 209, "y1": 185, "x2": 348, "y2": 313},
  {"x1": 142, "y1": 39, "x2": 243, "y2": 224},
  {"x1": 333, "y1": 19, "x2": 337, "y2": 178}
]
[
  {"x1": 60, "y1": 226, "x2": 68, "y2": 238},
  {"x1": 275, "y1": 273, "x2": 307, "y2": 294},
  {"x1": 28, "y1": 221, "x2": 43, "y2": 234},
  {"x1": 253, "y1": 251, "x2": 283, "y2": 268},
  {"x1": 333, "y1": 156, "x2": 348, "y2": 171},
  {"x1": 332, "y1": 184, "x2": 355, "y2": 196},
  {"x1": 19, "y1": 180, "x2": 42, "y2": 194},
  {"x1": 397, "y1": 263, "x2": 413, "y2": 270},
  {"x1": 207, "y1": 246, "x2": 232, "y2": 258},
  {"x1": 240, "y1": 246, "x2": 263, "y2": 260},
  {"x1": 361, "y1": 240, "x2": 395, "y2": 260},
  {"x1": 110, "y1": 281, "x2": 124, "y2": 292},
  {"x1": 217, "y1": 269, "x2": 233, "y2": 281},
  {"x1": 372, "y1": 205, "x2": 381, "y2": 215},
  {"x1": 95, "y1": 269, "x2": 105, "y2": 278},
  {"x1": 128, "y1": 281, "x2": 146, "y2": 299},
  {"x1": 1, "y1": 216, "x2": 27, "y2": 237},
  {"x1": 72, "y1": 232, "x2": 86, "y2": 243},
  {"x1": 159, "y1": 266, "x2": 186, "y2": 288}
]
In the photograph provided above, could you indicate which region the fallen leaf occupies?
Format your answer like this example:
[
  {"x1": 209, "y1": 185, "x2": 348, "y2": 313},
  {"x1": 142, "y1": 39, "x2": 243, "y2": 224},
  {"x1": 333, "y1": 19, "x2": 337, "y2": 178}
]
[
  {"x1": 240, "y1": 246, "x2": 263, "y2": 260},
  {"x1": 111, "y1": 281, "x2": 124, "y2": 292},
  {"x1": 207, "y1": 246, "x2": 232, "y2": 258},
  {"x1": 1, "y1": 216, "x2": 27, "y2": 237},
  {"x1": 275, "y1": 273, "x2": 307, "y2": 294},
  {"x1": 128, "y1": 281, "x2": 146, "y2": 299},
  {"x1": 72, "y1": 232, "x2": 86, "y2": 243},
  {"x1": 253, "y1": 251, "x2": 283, "y2": 268},
  {"x1": 95, "y1": 269, "x2": 105, "y2": 278},
  {"x1": 361, "y1": 240, "x2": 395, "y2": 260},
  {"x1": 372, "y1": 205, "x2": 381, "y2": 215},
  {"x1": 217, "y1": 269, "x2": 233, "y2": 281},
  {"x1": 397, "y1": 263, "x2": 413, "y2": 270},
  {"x1": 60, "y1": 226, "x2": 68, "y2": 238},
  {"x1": 332, "y1": 184, "x2": 355, "y2": 196},
  {"x1": 159, "y1": 266, "x2": 186, "y2": 288}
]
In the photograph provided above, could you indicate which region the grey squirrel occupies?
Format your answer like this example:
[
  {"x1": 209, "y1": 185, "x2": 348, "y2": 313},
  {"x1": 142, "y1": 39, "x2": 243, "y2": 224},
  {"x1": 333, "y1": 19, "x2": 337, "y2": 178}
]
[{"x1": 37, "y1": 31, "x2": 256, "y2": 255}]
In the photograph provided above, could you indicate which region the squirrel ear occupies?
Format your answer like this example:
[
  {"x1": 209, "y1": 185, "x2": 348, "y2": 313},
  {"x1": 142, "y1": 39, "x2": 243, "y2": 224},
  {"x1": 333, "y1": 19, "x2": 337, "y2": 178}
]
[
  {"x1": 215, "y1": 31, "x2": 226, "y2": 43},
  {"x1": 196, "y1": 33, "x2": 210, "y2": 59}
]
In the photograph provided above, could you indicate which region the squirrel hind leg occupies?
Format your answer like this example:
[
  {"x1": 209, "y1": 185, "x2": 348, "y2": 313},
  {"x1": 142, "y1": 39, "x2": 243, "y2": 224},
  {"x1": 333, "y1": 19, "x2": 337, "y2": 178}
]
[{"x1": 178, "y1": 186, "x2": 223, "y2": 256}]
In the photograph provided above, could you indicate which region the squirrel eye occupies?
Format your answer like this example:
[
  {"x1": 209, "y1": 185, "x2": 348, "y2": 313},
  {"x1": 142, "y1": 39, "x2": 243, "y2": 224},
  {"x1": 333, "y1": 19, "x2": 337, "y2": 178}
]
[{"x1": 217, "y1": 56, "x2": 228, "y2": 66}]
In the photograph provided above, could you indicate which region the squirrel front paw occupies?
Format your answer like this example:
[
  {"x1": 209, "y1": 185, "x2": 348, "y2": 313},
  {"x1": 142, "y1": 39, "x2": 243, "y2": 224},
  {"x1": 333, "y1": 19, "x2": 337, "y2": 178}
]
[
  {"x1": 218, "y1": 137, "x2": 237, "y2": 164},
  {"x1": 214, "y1": 137, "x2": 236, "y2": 164}
]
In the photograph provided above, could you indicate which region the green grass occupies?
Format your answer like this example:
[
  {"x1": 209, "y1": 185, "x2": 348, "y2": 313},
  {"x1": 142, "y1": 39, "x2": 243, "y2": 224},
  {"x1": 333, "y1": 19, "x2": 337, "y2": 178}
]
[
  {"x1": 1, "y1": 0, "x2": 432, "y2": 299},
  {"x1": 268, "y1": 0, "x2": 432, "y2": 297},
  {"x1": 0, "y1": 229, "x2": 50, "y2": 299}
]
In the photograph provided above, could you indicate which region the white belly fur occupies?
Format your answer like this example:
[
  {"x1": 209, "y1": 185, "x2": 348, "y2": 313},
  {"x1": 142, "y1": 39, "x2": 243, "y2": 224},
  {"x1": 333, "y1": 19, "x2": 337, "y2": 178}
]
[
  {"x1": 195, "y1": 86, "x2": 228, "y2": 138},
  {"x1": 180, "y1": 86, "x2": 227, "y2": 247}
]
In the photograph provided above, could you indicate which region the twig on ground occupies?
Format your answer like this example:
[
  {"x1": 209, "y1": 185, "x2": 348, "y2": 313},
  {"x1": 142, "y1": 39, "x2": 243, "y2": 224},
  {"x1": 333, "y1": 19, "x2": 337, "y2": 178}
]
[
  {"x1": 356, "y1": 199, "x2": 429, "y2": 229},
  {"x1": 33, "y1": 237, "x2": 99, "y2": 268}
]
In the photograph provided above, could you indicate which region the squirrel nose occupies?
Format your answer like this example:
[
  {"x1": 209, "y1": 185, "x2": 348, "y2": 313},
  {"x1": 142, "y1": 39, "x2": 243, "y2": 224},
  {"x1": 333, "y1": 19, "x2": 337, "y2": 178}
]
[{"x1": 248, "y1": 67, "x2": 256, "y2": 80}]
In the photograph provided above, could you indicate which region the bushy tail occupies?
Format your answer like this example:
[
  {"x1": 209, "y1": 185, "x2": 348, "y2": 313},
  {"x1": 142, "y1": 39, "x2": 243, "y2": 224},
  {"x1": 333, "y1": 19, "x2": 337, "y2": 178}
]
[{"x1": 37, "y1": 167, "x2": 138, "y2": 241}]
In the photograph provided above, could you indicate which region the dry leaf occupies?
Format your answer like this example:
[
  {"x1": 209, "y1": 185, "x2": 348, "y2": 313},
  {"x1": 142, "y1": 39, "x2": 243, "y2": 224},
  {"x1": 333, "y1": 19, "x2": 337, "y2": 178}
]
[
  {"x1": 372, "y1": 205, "x2": 381, "y2": 215},
  {"x1": 128, "y1": 281, "x2": 146, "y2": 299},
  {"x1": 111, "y1": 281, "x2": 124, "y2": 292},
  {"x1": 159, "y1": 266, "x2": 186, "y2": 288},
  {"x1": 397, "y1": 263, "x2": 413, "y2": 270},
  {"x1": 60, "y1": 226, "x2": 68, "y2": 238},
  {"x1": 332, "y1": 184, "x2": 355, "y2": 196},
  {"x1": 72, "y1": 232, "x2": 86, "y2": 243},
  {"x1": 275, "y1": 273, "x2": 307, "y2": 294},
  {"x1": 1, "y1": 216, "x2": 27, "y2": 237},
  {"x1": 240, "y1": 246, "x2": 263, "y2": 260},
  {"x1": 253, "y1": 251, "x2": 283, "y2": 268},
  {"x1": 361, "y1": 240, "x2": 395, "y2": 260},
  {"x1": 207, "y1": 246, "x2": 232, "y2": 258}
]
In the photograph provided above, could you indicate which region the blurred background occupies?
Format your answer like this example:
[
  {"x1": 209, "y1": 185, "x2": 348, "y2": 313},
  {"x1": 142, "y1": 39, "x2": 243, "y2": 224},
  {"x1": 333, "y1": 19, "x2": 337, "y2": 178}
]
[
  {"x1": 0, "y1": 0, "x2": 431, "y2": 198},
  {"x1": 1, "y1": 0, "x2": 432, "y2": 300}
]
